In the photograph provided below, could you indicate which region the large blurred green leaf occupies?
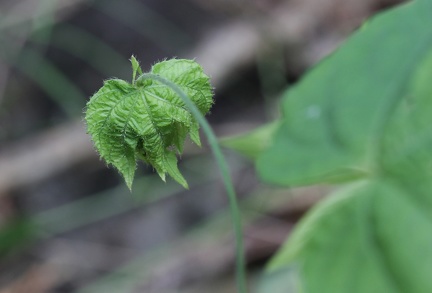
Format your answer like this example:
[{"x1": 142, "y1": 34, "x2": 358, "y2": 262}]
[
  {"x1": 254, "y1": 0, "x2": 432, "y2": 292},
  {"x1": 380, "y1": 47, "x2": 432, "y2": 207},
  {"x1": 266, "y1": 180, "x2": 432, "y2": 293},
  {"x1": 257, "y1": 0, "x2": 432, "y2": 186}
]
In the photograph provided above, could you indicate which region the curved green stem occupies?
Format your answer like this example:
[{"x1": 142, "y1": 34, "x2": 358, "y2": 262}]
[{"x1": 137, "y1": 73, "x2": 247, "y2": 293}]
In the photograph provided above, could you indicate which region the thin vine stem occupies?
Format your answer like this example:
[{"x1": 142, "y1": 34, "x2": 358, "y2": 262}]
[{"x1": 136, "y1": 73, "x2": 247, "y2": 293}]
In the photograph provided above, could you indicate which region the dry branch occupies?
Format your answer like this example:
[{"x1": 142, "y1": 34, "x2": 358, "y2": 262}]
[{"x1": 0, "y1": 120, "x2": 96, "y2": 194}]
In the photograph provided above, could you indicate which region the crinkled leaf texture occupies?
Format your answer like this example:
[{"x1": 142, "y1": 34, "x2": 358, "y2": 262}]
[
  {"x1": 232, "y1": 0, "x2": 432, "y2": 292},
  {"x1": 85, "y1": 58, "x2": 213, "y2": 189}
]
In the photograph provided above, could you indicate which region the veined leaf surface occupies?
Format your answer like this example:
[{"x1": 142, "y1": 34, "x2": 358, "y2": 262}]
[{"x1": 85, "y1": 58, "x2": 213, "y2": 189}]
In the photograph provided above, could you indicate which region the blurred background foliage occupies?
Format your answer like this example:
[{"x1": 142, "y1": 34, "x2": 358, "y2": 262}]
[{"x1": 0, "y1": 0, "x2": 404, "y2": 292}]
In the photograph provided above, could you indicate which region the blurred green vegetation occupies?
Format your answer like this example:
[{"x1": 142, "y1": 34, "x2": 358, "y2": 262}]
[{"x1": 0, "y1": 1, "x2": 281, "y2": 291}]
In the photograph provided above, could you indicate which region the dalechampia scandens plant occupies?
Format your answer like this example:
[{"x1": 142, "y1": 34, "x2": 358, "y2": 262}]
[
  {"x1": 85, "y1": 57, "x2": 246, "y2": 293},
  {"x1": 85, "y1": 56, "x2": 214, "y2": 189}
]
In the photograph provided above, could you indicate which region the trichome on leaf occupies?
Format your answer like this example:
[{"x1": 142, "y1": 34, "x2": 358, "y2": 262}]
[{"x1": 85, "y1": 56, "x2": 214, "y2": 190}]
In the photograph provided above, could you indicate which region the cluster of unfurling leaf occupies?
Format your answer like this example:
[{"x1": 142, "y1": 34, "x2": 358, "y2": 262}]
[{"x1": 85, "y1": 57, "x2": 213, "y2": 189}]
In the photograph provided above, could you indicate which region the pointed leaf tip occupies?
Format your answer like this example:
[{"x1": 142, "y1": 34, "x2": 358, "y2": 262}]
[{"x1": 130, "y1": 55, "x2": 143, "y2": 84}]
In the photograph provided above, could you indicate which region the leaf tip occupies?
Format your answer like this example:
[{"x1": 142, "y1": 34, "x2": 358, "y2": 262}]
[
  {"x1": 157, "y1": 171, "x2": 167, "y2": 182},
  {"x1": 130, "y1": 55, "x2": 143, "y2": 84},
  {"x1": 125, "y1": 177, "x2": 133, "y2": 192}
]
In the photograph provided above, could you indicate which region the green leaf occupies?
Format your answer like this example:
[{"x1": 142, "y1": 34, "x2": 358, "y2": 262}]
[
  {"x1": 85, "y1": 58, "x2": 213, "y2": 189},
  {"x1": 266, "y1": 180, "x2": 432, "y2": 293},
  {"x1": 257, "y1": 0, "x2": 432, "y2": 186},
  {"x1": 220, "y1": 122, "x2": 280, "y2": 159},
  {"x1": 254, "y1": 1, "x2": 432, "y2": 292},
  {"x1": 381, "y1": 47, "x2": 432, "y2": 206},
  {"x1": 130, "y1": 55, "x2": 143, "y2": 85}
]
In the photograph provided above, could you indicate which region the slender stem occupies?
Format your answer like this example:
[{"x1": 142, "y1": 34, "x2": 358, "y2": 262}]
[{"x1": 137, "y1": 73, "x2": 247, "y2": 293}]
